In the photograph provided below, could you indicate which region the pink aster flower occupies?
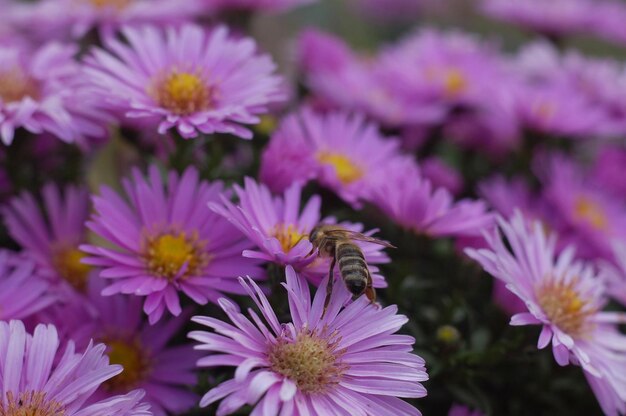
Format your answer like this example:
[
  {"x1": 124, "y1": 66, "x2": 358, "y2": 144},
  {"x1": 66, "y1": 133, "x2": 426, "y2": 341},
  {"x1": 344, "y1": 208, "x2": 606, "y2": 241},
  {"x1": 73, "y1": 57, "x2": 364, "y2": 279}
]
[
  {"x1": 209, "y1": 177, "x2": 390, "y2": 288},
  {"x1": 0, "y1": 320, "x2": 151, "y2": 416},
  {"x1": 466, "y1": 213, "x2": 626, "y2": 416},
  {"x1": 85, "y1": 24, "x2": 285, "y2": 139},
  {"x1": 189, "y1": 267, "x2": 428, "y2": 415},
  {"x1": 0, "y1": 42, "x2": 109, "y2": 145},
  {"x1": 296, "y1": 29, "x2": 447, "y2": 129},
  {"x1": 44, "y1": 278, "x2": 199, "y2": 416},
  {"x1": 481, "y1": 0, "x2": 595, "y2": 38},
  {"x1": 81, "y1": 165, "x2": 264, "y2": 324},
  {"x1": 3, "y1": 183, "x2": 94, "y2": 297},
  {"x1": 15, "y1": 0, "x2": 202, "y2": 40},
  {"x1": 538, "y1": 154, "x2": 626, "y2": 261},
  {"x1": 202, "y1": 0, "x2": 314, "y2": 13},
  {"x1": 0, "y1": 250, "x2": 55, "y2": 321},
  {"x1": 592, "y1": 145, "x2": 626, "y2": 199},
  {"x1": 367, "y1": 158, "x2": 494, "y2": 238},
  {"x1": 260, "y1": 109, "x2": 404, "y2": 207}
]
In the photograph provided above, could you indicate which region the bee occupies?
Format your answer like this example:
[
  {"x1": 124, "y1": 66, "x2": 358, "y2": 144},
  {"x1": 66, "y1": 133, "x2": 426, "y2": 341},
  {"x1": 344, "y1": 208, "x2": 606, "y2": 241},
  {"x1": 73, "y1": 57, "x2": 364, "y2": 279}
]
[{"x1": 308, "y1": 224, "x2": 396, "y2": 305}]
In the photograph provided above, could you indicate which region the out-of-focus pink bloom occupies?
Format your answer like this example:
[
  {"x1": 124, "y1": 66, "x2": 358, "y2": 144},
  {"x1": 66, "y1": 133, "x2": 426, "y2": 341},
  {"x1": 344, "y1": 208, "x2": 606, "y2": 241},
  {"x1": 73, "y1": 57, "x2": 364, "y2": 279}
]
[
  {"x1": 0, "y1": 42, "x2": 110, "y2": 146},
  {"x1": 82, "y1": 165, "x2": 265, "y2": 324},
  {"x1": 368, "y1": 158, "x2": 494, "y2": 238},
  {"x1": 260, "y1": 108, "x2": 403, "y2": 207},
  {"x1": 467, "y1": 213, "x2": 626, "y2": 416},
  {"x1": 9, "y1": 0, "x2": 201, "y2": 41},
  {"x1": 592, "y1": 144, "x2": 626, "y2": 199},
  {"x1": 3, "y1": 183, "x2": 93, "y2": 299},
  {"x1": 202, "y1": 0, "x2": 314, "y2": 13},
  {"x1": 85, "y1": 24, "x2": 284, "y2": 139},
  {"x1": 0, "y1": 250, "x2": 55, "y2": 321},
  {"x1": 481, "y1": 0, "x2": 594, "y2": 38},
  {"x1": 539, "y1": 154, "x2": 626, "y2": 261},
  {"x1": 421, "y1": 157, "x2": 463, "y2": 196},
  {"x1": 189, "y1": 268, "x2": 428, "y2": 415}
]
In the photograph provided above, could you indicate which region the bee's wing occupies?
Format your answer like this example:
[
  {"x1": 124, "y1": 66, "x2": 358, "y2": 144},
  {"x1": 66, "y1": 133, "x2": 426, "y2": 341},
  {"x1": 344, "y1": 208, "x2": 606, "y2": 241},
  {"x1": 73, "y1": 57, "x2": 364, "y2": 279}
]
[{"x1": 324, "y1": 229, "x2": 397, "y2": 248}]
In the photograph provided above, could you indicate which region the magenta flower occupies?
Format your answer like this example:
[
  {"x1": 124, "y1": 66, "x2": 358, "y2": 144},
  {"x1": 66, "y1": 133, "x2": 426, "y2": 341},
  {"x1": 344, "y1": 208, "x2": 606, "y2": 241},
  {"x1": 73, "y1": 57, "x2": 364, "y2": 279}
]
[
  {"x1": 17, "y1": 0, "x2": 202, "y2": 40},
  {"x1": 3, "y1": 183, "x2": 93, "y2": 296},
  {"x1": 0, "y1": 320, "x2": 151, "y2": 416},
  {"x1": 0, "y1": 250, "x2": 55, "y2": 321},
  {"x1": 539, "y1": 154, "x2": 626, "y2": 261},
  {"x1": 189, "y1": 267, "x2": 428, "y2": 415},
  {"x1": 44, "y1": 278, "x2": 199, "y2": 416},
  {"x1": 297, "y1": 29, "x2": 447, "y2": 129},
  {"x1": 481, "y1": 0, "x2": 594, "y2": 37},
  {"x1": 85, "y1": 24, "x2": 285, "y2": 139},
  {"x1": 260, "y1": 108, "x2": 404, "y2": 207},
  {"x1": 202, "y1": 0, "x2": 314, "y2": 13},
  {"x1": 0, "y1": 42, "x2": 109, "y2": 145},
  {"x1": 421, "y1": 157, "x2": 463, "y2": 196},
  {"x1": 209, "y1": 177, "x2": 390, "y2": 288},
  {"x1": 81, "y1": 165, "x2": 264, "y2": 324},
  {"x1": 592, "y1": 145, "x2": 626, "y2": 199},
  {"x1": 368, "y1": 158, "x2": 494, "y2": 238},
  {"x1": 466, "y1": 213, "x2": 626, "y2": 415}
]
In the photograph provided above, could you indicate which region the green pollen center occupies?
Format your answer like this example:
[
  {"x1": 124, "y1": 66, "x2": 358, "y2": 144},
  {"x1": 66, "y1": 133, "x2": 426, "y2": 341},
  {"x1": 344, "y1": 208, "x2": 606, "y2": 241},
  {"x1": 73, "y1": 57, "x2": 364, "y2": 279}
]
[
  {"x1": 1, "y1": 391, "x2": 65, "y2": 416},
  {"x1": 268, "y1": 330, "x2": 345, "y2": 394}
]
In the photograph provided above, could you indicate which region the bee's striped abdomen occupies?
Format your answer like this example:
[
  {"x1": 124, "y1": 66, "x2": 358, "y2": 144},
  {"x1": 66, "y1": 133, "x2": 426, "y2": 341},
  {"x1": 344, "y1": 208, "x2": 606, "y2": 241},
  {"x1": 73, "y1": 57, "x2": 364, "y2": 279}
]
[{"x1": 336, "y1": 242, "x2": 369, "y2": 296}]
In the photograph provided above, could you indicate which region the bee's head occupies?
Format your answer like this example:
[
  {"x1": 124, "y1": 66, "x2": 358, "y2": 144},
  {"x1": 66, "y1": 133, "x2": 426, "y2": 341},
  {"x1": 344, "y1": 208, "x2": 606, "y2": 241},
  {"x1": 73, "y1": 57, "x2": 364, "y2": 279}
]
[{"x1": 309, "y1": 225, "x2": 321, "y2": 243}]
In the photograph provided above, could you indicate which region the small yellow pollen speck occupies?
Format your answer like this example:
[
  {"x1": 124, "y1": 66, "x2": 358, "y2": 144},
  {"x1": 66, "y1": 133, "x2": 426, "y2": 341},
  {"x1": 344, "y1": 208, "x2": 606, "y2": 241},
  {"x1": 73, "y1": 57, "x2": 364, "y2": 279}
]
[
  {"x1": 272, "y1": 224, "x2": 306, "y2": 253},
  {"x1": 443, "y1": 69, "x2": 467, "y2": 96},
  {"x1": 102, "y1": 337, "x2": 149, "y2": 391},
  {"x1": 268, "y1": 330, "x2": 346, "y2": 394},
  {"x1": 532, "y1": 101, "x2": 556, "y2": 121},
  {"x1": 88, "y1": 0, "x2": 131, "y2": 9},
  {"x1": 151, "y1": 70, "x2": 213, "y2": 116},
  {"x1": 1, "y1": 391, "x2": 65, "y2": 416},
  {"x1": 316, "y1": 151, "x2": 364, "y2": 185},
  {"x1": 536, "y1": 279, "x2": 594, "y2": 338},
  {"x1": 574, "y1": 196, "x2": 608, "y2": 231},
  {"x1": 144, "y1": 231, "x2": 208, "y2": 281},
  {"x1": 52, "y1": 247, "x2": 91, "y2": 292},
  {"x1": 0, "y1": 68, "x2": 39, "y2": 104}
]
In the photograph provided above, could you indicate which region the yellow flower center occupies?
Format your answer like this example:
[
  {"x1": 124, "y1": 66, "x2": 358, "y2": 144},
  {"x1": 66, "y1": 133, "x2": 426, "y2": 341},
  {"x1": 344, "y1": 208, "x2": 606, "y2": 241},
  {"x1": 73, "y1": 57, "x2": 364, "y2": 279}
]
[
  {"x1": 0, "y1": 68, "x2": 39, "y2": 104},
  {"x1": 574, "y1": 196, "x2": 608, "y2": 231},
  {"x1": 443, "y1": 68, "x2": 467, "y2": 96},
  {"x1": 536, "y1": 279, "x2": 594, "y2": 338},
  {"x1": 268, "y1": 330, "x2": 346, "y2": 394},
  {"x1": 272, "y1": 224, "x2": 306, "y2": 253},
  {"x1": 151, "y1": 70, "x2": 213, "y2": 116},
  {"x1": 51, "y1": 247, "x2": 91, "y2": 292},
  {"x1": 316, "y1": 151, "x2": 364, "y2": 185},
  {"x1": 88, "y1": 0, "x2": 131, "y2": 9},
  {"x1": 144, "y1": 232, "x2": 208, "y2": 281},
  {"x1": 102, "y1": 337, "x2": 149, "y2": 391},
  {"x1": 1, "y1": 391, "x2": 65, "y2": 416}
]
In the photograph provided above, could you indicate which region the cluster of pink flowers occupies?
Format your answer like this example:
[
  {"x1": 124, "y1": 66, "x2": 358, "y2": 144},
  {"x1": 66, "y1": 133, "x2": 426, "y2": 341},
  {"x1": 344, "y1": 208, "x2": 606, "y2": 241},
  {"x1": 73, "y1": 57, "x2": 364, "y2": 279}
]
[{"x1": 0, "y1": 0, "x2": 625, "y2": 415}]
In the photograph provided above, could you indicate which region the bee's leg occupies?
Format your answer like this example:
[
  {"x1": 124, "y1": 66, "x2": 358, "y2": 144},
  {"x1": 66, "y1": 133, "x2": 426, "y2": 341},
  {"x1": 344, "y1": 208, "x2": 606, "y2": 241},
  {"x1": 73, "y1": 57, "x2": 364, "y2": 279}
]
[
  {"x1": 365, "y1": 271, "x2": 376, "y2": 304},
  {"x1": 323, "y1": 257, "x2": 336, "y2": 313}
]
